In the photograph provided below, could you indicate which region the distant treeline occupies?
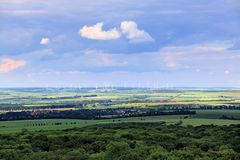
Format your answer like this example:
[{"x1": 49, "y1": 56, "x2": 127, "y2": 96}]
[
  {"x1": 0, "y1": 103, "x2": 239, "y2": 111},
  {"x1": 40, "y1": 94, "x2": 97, "y2": 100},
  {"x1": 162, "y1": 104, "x2": 240, "y2": 110},
  {"x1": 0, "y1": 108, "x2": 196, "y2": 121}
]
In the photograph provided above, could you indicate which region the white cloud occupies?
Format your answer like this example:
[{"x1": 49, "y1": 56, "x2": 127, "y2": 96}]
[
  {"x1": 0, "y1": 59, "x2": 26, "y2": 73},
  {"x1": 79, "y1": 22, "x2": 121, "y2": 40},
  {"x1": 120, "y1": 21, "x2": 154, "y2": 43},
  {"x1": 40, "y1": 38, "x2": 50, "y2": 45},
  {"x1": 79, "y1": 21, "x2": 154, "y2": 42}
]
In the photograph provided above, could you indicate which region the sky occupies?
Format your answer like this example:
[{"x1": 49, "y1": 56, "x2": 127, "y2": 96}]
[{"x1": 0, "y1": 0, "x2": 240, "y2": 88}]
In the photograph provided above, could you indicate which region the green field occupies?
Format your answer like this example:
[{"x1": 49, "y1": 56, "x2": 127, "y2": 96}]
[{"x1": 0, "y1": 116, "x2": 239, "y2": 134}]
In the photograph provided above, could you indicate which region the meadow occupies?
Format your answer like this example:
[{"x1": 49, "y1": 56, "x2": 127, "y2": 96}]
[{"x1": 0, "y1": 114, "x2": 239, "y2": 134}]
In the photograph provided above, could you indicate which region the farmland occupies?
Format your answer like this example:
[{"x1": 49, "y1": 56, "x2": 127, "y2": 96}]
[
  {"x1": 0, "y1": 88, "x2": 239, "y2": 133},
  {"x1": 0, "y1": 88, "x2": 240, "y2": 111}
]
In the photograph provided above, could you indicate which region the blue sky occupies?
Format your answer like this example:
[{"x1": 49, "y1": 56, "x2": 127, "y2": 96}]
[{"x1": 0, "y1": 0, "x2": 240, "y2": 87}]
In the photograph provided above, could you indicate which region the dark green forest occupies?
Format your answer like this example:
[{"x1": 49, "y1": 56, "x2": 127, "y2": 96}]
[{"x1": 0, "y1": 122, "x2": 239, "y2": 160}]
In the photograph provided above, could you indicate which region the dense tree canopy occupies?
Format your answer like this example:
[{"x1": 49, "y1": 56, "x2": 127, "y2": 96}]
[{"x1": 0, "y1": 123, "x2": 239, "y2": 160}]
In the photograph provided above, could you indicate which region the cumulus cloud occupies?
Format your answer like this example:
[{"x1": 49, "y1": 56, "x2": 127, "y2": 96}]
[
  {"x1": 40, "y1": 38, "x2": 50, "y2": 45},
  {"x1": 0, "y1": 59, "x2": 26, "y2": 73},
  {"x1": 120, "y1": 21, "x2": 154, "y2": 43},
  {"x1": 79, "y1": 21, "x2": 154, "y2": 42},
  {"x1": 79, "y1": 23, "x2": 121, "y2": 40}
]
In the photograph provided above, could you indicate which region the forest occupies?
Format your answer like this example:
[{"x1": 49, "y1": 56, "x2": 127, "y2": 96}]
[{"x1": 0, "y1": 122, "x2": 239, "y2": 160}]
